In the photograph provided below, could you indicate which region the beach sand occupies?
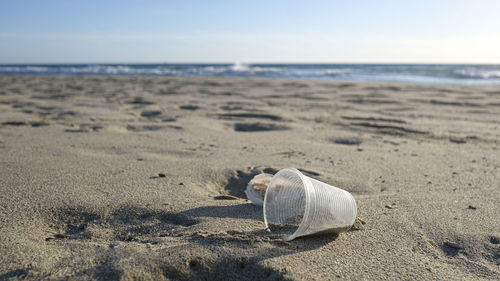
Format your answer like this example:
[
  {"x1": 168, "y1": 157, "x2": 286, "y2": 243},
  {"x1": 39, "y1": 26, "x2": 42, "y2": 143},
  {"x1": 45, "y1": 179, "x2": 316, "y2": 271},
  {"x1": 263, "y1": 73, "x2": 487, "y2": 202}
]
[{"x1": 0, "y1": 75, "x2": 499, "y2": 280}]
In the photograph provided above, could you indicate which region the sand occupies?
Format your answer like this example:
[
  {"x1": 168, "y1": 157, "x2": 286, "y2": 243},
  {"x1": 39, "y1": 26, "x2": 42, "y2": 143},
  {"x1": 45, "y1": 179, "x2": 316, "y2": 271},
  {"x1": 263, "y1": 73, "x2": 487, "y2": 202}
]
[{"x1": 0, "y1": 75, "x2": 499, "y2": 280}]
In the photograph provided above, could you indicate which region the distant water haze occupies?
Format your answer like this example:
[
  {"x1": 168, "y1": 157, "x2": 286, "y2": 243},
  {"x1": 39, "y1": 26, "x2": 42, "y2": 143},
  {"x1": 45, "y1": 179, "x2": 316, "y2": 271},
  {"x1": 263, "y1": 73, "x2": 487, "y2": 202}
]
[{"x1": 1, "y1": 63, "x2": 500, "y2": 85}]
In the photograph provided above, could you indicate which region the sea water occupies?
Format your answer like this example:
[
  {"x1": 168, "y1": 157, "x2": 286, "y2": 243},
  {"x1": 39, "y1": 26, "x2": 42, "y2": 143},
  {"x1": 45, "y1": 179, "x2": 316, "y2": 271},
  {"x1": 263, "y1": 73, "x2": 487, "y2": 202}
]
[{"x1": 1, "y1": 63, "x2": 500, "y2": 85}]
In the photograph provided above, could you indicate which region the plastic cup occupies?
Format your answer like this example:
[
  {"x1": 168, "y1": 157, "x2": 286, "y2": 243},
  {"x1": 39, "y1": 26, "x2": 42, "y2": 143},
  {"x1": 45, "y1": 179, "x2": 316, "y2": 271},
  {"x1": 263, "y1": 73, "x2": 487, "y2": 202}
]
[{"x1": 263, "y1": 168, "x2": 357, "y2": 241}]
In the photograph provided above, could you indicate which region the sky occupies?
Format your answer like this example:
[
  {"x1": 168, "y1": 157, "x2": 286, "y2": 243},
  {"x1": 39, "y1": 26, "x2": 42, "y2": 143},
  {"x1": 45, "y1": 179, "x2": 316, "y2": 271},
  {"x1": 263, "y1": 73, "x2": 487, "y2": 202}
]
[{"x1": 1, "y1": 0, "x2": 499, "y2": 64}]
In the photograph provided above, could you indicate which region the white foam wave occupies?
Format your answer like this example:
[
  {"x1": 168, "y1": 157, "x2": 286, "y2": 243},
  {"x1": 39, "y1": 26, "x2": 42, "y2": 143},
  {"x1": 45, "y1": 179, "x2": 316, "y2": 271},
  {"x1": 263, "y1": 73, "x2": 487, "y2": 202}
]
[
  {"x1": 454, "y1": 69, "x2": 500, "y2": 79},
  {"x1": 231, "y1": 62, "x2": 249, "y2": 72}
]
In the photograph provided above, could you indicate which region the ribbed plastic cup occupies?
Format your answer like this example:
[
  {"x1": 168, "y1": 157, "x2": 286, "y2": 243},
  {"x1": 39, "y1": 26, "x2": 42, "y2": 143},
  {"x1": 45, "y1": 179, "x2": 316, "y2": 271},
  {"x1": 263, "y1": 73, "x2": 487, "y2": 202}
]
[{"x1": 263, "y1": 168, "x2": 357, "y2": 241}]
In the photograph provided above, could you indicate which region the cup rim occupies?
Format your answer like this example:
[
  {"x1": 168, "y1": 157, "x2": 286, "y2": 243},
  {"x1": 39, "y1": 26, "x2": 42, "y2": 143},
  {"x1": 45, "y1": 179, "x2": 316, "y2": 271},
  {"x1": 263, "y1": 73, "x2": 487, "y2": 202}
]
[{"x1": 263, "y1": 168, "x2": 314, "y2": 241}]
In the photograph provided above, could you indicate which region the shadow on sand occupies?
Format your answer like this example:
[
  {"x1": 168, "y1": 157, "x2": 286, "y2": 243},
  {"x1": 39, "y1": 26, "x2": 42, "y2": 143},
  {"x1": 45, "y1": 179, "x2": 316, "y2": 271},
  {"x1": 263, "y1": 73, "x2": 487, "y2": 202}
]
[{"x1": 39, "y1": 202, "x2": 339, "y2": 280}]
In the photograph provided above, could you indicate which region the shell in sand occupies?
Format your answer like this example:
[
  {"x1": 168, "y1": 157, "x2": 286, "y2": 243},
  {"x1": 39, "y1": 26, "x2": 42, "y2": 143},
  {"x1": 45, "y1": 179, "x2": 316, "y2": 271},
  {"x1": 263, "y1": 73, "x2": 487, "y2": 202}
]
[{"x1": 245, "y1": 173, "x2": 273, "y2": 206}]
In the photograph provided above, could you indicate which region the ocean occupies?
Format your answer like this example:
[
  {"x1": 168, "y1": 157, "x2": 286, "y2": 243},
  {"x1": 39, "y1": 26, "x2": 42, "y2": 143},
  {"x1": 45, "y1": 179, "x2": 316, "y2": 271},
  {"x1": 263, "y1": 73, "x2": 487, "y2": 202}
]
[{"x1": 1, "y1": 63, "x2": 500, "y2": 85}]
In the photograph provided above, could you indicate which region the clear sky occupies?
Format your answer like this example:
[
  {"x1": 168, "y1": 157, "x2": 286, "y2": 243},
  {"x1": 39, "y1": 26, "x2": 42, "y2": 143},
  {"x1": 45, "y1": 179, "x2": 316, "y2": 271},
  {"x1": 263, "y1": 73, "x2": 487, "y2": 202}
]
[{"x1": 1, "y1": 0, "x2": 499, "y2": 63}]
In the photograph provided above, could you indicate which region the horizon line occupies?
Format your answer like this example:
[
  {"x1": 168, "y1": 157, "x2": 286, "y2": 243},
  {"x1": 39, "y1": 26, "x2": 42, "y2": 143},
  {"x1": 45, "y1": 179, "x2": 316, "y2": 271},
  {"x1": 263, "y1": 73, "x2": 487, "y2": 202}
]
[{"x1": 1, "y1": 62, "x2": 500, "y2": 65}]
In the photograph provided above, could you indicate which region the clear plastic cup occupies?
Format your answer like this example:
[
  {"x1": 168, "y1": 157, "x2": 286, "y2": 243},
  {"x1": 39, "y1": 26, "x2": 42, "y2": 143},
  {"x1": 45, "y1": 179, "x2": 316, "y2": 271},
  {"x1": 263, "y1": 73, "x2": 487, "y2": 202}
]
[{"x1": 263, "y1": 168, "x2": 357, "y2": 241}]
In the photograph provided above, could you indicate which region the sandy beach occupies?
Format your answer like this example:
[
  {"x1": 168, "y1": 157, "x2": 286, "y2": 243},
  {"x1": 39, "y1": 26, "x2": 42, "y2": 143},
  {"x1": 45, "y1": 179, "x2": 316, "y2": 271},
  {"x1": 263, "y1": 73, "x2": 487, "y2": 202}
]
[{"x1": 0, "y1": 75, "x2": 499, "y2": 280}]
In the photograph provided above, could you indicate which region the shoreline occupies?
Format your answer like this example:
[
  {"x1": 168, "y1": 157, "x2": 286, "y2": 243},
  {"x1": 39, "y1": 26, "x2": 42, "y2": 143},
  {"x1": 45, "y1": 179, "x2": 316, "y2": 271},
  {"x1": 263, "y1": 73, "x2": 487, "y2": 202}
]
[{"x1": 3, "y1": 73, "x2": 500, "y2": 87}]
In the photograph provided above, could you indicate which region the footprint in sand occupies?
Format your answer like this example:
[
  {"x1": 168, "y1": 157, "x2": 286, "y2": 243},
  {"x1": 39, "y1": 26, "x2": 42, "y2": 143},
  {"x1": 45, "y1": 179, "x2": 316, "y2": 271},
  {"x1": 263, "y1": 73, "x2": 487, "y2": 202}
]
[
  {"x1": 140, "y1": 110, "x2": 162, "y2": 118},
  {"x1": 233, "y1": 122, "x2": 290, "y2": 132},
  {"x1": 179, "y1": 105, "x2": 199, "y2": 110},
  {"x1": 332, "y1": 137, "x2": 362, "y2": 146},
  {"x1": 218, "y1": 113, "x2": 284, "y2": 121},
  {"x1": 126, "y1": 124, "x2": 164, "y2": 132}
]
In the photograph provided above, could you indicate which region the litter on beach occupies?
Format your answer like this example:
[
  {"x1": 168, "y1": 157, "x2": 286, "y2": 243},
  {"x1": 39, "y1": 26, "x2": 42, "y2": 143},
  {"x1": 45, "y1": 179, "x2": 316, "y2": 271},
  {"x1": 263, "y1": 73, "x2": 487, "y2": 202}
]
[{"x1": 246, "y1": 168, "x2": 357, "y2": 241}]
